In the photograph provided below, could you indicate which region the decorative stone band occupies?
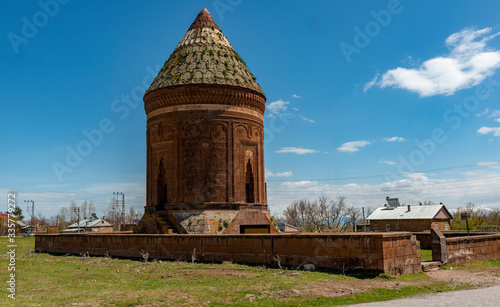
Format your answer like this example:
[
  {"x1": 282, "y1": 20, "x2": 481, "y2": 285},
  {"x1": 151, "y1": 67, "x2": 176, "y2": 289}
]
[
  {"x1": 163, "y1": 202, "x2": 268, "y2": 211},
  {"x1": 144, "y1": 84, "x2": 266, "y2": 115},
  {"x1": 146, "y1": 103, "x2": 264, "y2": 121}
]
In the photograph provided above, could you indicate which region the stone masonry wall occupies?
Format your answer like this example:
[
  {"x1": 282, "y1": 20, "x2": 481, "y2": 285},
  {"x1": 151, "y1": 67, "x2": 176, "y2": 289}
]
[
  {"x1": 371, "y1": 219, "x2": 450, "y2": 233},
  {"x1": 446, "y1": 233, "x2": 500, "y2": 265},
  {"x1": 414, "y1": 231, "x2": 495, "y2": 249},
  {"x1": 35, "y1": 232, "x2": 421, "y2": 274}
]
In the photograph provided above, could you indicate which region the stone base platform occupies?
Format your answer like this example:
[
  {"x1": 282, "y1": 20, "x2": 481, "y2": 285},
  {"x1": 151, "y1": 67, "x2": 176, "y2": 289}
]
[{"x1": 135, "y1": 203, "x2": 279, "y2": 234}]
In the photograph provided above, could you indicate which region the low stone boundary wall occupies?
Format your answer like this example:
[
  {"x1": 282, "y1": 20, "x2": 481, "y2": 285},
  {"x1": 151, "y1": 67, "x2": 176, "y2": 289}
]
[
  {"x1": 414, "y1": 231, "x2": 493, "y2": 249},
  {"x1": 446, "y1": 233, "x2": 500, "y2": 265},
  {"x1": 35, "y1": 232, "x2": 421, "y2": 274}
]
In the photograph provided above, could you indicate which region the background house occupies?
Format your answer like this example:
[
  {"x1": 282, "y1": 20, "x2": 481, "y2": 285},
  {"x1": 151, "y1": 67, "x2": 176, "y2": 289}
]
[
  {"x1": 33, "y1": 224, "x2": 59, "y2": 234},
  {"x1": 0, "y1": 212, "x2": 19, "y2": 235},
  {"x1": 62, "y1": 213, "x2": 113, "y2": 233},
  {"x1": 367, "y1": 197, "x2": 453, "y2": 232},
  {"x1": 277, "y1": 222, "x2": 303, "y2": 233}
]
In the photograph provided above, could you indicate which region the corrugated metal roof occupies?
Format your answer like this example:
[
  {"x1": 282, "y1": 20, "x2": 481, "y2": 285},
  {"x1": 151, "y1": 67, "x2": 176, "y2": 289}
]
[
  {"x1": 367, "y1": 205, "x2": 449, "y2": 220},
  {"x1": 67, "y1": 218, "x2": 112, "y2": 228}
]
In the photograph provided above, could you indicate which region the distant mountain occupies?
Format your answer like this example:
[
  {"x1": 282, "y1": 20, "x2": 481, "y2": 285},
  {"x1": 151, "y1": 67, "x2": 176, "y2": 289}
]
[{"x1": 448, "y1": 206, "x2": 496, "y2": 215}]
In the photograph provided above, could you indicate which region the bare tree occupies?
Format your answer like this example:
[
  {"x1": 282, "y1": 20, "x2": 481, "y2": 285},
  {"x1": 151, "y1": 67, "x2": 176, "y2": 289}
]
[
  {"x1": 126, "y1": 207, "x2": 142, "y2": 224},
  {"x1": 81, "y1": 200, "x2": 89, "y2": 219},
  {"x1": 297, "y1": 199, "x2": 307, "y2": 226},
  {"x1": 284, "y1": 202, "x2": 299, "y2": 226},
  {"x1": 317, "y1": 196, "x2": 330, "y2": 230},
  {"x1": 284, "y1": 195, "x2": 355, "y2": 232},
  {"x1": 57, "y1": 207, "x2": 70, "y2": 230},
  {"x1": 423, "y1": 199, "x2": 435, "y2": 206},
  {"x1": 69, "y1": 200, "x2": 78, "y2": 223},
  {"x1": 465, "y1": 201, "x2": 475, "y2": 211},
  {"x1": 345, "y1": 204, "x2": 360, "y2": 232},
  {"x1": 87, "y1": 201, "x2": 96, "y2": 217},
  {"x1": 329, "y1": 196, "x2": 347, "y2": 231},
  {"x1": 36, "y1": 213, "x2": 49, "y2": 225},
  {"x1": 304, "y1": 200, "x2": 320, "y2": 232},
  {"x1": 365, "y1": 206, "x2": 374, "y2": 217},
  {"x1": 105, "y1": 199, "x2": 121, "y2": 231}
]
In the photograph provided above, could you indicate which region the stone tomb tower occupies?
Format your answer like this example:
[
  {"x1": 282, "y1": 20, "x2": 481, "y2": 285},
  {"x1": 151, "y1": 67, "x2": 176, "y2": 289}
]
[{"x1": 136, "y1": 8, "x2": 278, "y2": 234}]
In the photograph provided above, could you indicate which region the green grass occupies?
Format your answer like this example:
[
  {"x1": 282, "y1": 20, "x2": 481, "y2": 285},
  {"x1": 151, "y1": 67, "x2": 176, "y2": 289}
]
[
  {"x1": 0, "y1": 237, "x2": 485, "y2": 306},
  {"x1": 442, "y1": 259, "x2": 500, "y2": 270},
  {"x1": 420, "y1": 249, "x2": 433, "y2": 261}
]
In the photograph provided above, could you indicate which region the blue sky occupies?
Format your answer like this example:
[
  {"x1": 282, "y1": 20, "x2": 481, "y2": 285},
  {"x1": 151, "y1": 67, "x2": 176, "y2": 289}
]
[{"x1": 2, "y1": 0, "x2": 500, "y2": 218}]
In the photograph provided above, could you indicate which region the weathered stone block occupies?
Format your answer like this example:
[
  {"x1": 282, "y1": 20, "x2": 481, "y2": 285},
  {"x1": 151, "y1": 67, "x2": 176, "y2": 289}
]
[{"x1": 339, "y1": 248, "x2": 351, "y2": 258}]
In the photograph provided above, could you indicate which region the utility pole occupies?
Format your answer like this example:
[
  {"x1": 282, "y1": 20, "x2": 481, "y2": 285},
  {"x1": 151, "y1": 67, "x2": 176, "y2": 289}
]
[
  {"x1": 113, "y1": 192, "x2": 125, "y2": 231},
  {"x1": 74, "y1": 207, "x2": 80, "y2": 233},
  {"x1": 24, "y1": 200, "x2": 35, "y2": 233},
  {"x1": 362, "y1": 207, "x2": 366, "y2": 232},
  {"x1": 460, "y1": 211, "x2": 471, "y2": 236}
]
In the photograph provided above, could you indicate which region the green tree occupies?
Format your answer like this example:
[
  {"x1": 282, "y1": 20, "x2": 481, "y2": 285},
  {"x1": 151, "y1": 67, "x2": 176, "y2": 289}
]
[
  {"x1": 12, "y1": 206, "x2": 24, "y2": 220},
  {"x1": 450, "y1": 202, "x2": 500, "y2": 231}
]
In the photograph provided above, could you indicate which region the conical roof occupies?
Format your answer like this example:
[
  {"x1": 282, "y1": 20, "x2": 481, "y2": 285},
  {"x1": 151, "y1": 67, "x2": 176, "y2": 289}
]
[{"x1": 146, "y1": 8, "x2": 264, "y2": 96}]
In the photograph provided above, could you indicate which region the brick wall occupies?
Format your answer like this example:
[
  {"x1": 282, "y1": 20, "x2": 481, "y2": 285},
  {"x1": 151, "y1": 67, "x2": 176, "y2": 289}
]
[
  {"x1": 414, "y1": 231, "x2": 494, "y2": 249},
  {"x1": 35, "y1": 232, "x2": 421, "y2": 274},
  {"x1": 446, "y1": 233, "x2": 500, "y2": 265},
  {"x1": 371, "y1": 219, "x2": 450, "y2": 232}
]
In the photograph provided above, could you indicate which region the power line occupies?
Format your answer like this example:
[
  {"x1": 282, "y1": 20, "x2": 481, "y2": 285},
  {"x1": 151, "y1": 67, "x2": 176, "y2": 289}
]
[
  {"x1": 268, "y1": 182, "x2": 500, "y2": 195},
  {"x1": 266, "y1": 162, "x2": 500, "y2": 182}
]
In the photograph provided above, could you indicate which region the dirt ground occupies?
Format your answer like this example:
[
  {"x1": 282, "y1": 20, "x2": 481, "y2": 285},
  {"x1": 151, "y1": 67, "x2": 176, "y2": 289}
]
[
  {"x1": 242, "y1": 264, "x2": 500, "y2": 301},
  {"x1": 425, "y1": 265, "x2": 500, "y2": 286}
]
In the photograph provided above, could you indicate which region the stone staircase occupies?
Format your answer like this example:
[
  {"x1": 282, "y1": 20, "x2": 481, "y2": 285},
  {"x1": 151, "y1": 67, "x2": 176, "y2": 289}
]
[
  {"x1": 134, "y1": 212, "x2": 177, "y2": 234},
  {"x1": 421, "y1": 261, "x2": 442, "y2": 272}
]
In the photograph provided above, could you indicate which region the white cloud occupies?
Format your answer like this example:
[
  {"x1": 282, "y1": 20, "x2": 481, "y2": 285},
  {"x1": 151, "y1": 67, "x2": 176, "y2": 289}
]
[
  {"x1": 380, "y1": 160, "x2": 397, "y2": 166},
  {"x1": 266, "y1": 98, "x2": 314, "y2": 123},
  {"x1": 368, "y1": 27, "x2": 500, "y2": 97},
  {"x1": 265, "y1": 169, "x2": 293, "y2": 178},
  {"x1": 292, "y1": 94, "x2": 301, "y2": 99},
  {"x1": 476, "y1": 161, "x2": 499, "y2": 166},
  {"x1": 266, "y1": 99, "x2": 290, "y2": 118},
  {"x1": 475, "y1": 108, "x2": 489, "y2": 117},
  {"x1": 337, "y1": 141, "x2": 371, "y2": 153},
  {"x1": 477, "y1": 126, "x2": 500, "y2": 136},
  {"x1": 266, "y1": 171, "x2": 500, "y2": 214},
  {"x1": 363, "y1": 73, "x2": 379, "y2": 92},
  {"x1": 490, "y1": 110, "x2": 500, "y2": 122},
  {"x1": 300, "y1": 115, "x2": 315, "y2": 123},
  {"x1": 384, "y1": 136, "x2": 406, "y2": 142},
  {"x1": 275, "y1": 147, "x2": 319, "y2": 155},
  {"x1": 476, "y1": 109, "x2": 500, "y2": 120}
]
